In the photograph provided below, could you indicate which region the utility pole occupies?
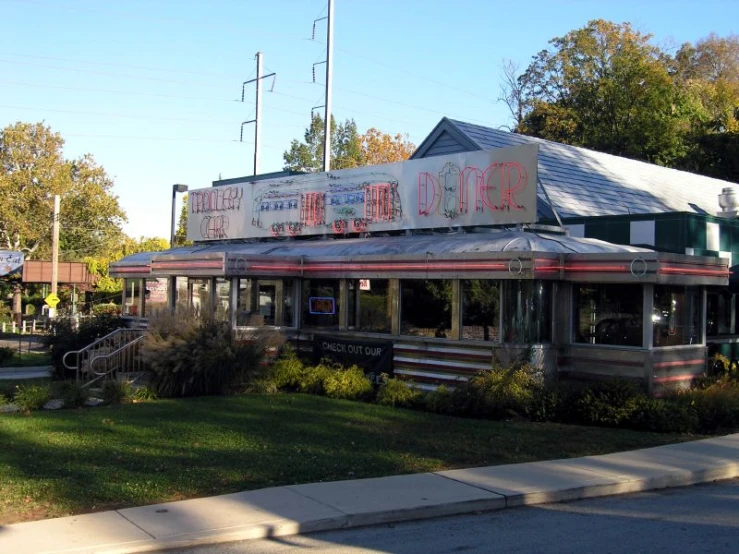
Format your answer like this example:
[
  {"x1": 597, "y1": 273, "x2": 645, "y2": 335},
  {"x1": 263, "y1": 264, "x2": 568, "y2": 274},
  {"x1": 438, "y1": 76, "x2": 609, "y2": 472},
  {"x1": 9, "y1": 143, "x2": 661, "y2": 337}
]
[
  {"x1": 50, "y1": 194, "x2": 60, "y2": 317},
  {"x1": 241, "y1": 53, "x2": 276, "y2": 176},
  {"x1": 323, "y1": 0, "x2": 334, "y2": 172}
]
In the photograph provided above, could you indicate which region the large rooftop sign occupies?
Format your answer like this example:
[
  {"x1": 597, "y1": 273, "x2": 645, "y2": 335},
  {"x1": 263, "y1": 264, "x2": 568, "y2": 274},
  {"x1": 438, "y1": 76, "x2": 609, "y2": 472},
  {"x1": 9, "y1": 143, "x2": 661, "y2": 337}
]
[{"x1": 187, "y1": 144, "x2": 538, "y2": 241}]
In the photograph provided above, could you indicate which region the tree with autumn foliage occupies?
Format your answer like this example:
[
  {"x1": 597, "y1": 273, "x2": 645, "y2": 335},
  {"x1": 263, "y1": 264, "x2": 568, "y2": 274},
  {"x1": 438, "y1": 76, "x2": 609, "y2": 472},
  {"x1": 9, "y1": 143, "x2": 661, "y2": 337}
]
[
  {"x1": 283, "y1": 115, "x2": 416, "y2": 171},
  {"x1": 361, "y1": 128, "x2": 415, "y2": 165}
]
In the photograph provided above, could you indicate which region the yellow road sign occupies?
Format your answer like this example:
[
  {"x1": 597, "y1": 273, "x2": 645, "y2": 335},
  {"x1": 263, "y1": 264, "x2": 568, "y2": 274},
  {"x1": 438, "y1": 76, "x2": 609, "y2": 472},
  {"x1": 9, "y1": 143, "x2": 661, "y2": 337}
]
[{"x1": 45, "y1": 293, "x2": 60, "y2": 308}]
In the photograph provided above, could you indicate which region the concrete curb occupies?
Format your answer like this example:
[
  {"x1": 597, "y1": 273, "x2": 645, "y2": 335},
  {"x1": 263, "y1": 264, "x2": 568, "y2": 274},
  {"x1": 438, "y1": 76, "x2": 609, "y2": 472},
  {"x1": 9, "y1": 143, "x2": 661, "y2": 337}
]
[{"x1": 1, "y1": 434, "x2": 738, "y2": 554}]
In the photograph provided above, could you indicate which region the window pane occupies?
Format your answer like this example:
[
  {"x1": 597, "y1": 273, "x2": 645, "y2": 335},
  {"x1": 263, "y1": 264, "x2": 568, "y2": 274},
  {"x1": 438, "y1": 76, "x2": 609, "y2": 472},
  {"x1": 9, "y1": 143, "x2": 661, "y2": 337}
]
[
  {"x1": 574, "y1": 284, "x2": 643, "y2": 347},
  {"x1": 144, "y1": 278, "x2": 169, "y2": 316},
  {"x1": 302, "y1": 279, "x2": 340, "y2": 328},
  {"x1": 462, "y1": 280, "x2": 499, "y2": 341},
  {"x1": 258, "y1": 281, "x2": 276, "y2": 325},
  {"x1": 282, "y1": 279, "x2": 295, "y2": 327},
  {"x1": 174, "y1": 277, "x2": 188, "y2": 313},
  {"x1": 123, "y1": 279, "x2": 141, "y2": 316},
  {"x1": 190, "y1": 278, "x2": 211, "y2": 314},
  {"x1": 215, "y1": 278, "x2": 230, "y2": 321},
  {"x1": 502, "y1": 280, "x2": 551, "y2": 343},
  {"x1": 653, "y1": 285, "x2": 702, "y2": 347},
  {"x1": 358, "y1": 279, "x2": 391, "y2": 333},
  {"x1": 707, "y1": 292, "x2": 733, "y2": 336},
  {"x1": 236, "y1": 278, "x2": 254, "y2": 326},
  {"x1": 401, "y1": 279, "x2": 452, "y2": 338}
]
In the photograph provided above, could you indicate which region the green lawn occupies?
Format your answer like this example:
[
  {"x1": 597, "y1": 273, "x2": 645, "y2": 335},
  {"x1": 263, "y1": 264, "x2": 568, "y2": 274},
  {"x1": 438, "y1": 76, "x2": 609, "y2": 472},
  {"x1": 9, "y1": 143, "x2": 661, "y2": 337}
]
[
  {"x1": 0, "y1": 393, "x2": 695, "y2": 524},
  {"x1": 0, "y1": 351, "x2": 52, "y2": 368}
]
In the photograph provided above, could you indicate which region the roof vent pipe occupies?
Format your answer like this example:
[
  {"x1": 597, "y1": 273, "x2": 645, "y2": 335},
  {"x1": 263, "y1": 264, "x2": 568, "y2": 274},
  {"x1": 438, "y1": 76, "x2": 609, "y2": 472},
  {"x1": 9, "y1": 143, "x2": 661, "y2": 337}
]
[{"x1": 718, "y1": 187, "x2": 739, "y2": 218}]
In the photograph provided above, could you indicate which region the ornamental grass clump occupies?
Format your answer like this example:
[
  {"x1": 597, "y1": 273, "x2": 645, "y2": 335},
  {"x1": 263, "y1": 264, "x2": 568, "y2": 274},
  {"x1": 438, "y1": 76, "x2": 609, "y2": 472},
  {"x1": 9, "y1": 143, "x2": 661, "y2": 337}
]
[
  {"x1": 13, "y1": 384, "x2": 51, "y2": 412},
  {"x1": 141, "y1": 309, "x2": 281, "y2": 398}
]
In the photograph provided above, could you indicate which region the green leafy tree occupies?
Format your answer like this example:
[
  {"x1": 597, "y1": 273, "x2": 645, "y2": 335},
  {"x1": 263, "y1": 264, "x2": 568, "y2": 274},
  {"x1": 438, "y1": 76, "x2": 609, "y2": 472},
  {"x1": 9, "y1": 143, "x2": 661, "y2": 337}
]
[
  {"x1": 505, "y1": 20, "x2": 686, "y2": 165},
  {"x1": 0, "y1": 122, "x2": 126, "y2": 259},
  {"x1": 173, "y1": 194, "x2": 193, "y2": 247},
  {"x1": 283, "y1": 114, "x2": 363, "y2": 171},
  {"x1": 84, "y1": 236, "x2": 169, "y2": 294}
]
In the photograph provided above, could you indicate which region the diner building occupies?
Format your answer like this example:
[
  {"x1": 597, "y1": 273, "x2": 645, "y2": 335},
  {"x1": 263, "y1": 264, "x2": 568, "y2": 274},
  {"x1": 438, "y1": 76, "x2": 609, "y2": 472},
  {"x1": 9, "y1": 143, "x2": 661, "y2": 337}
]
[{"x1": 110, "y1": 118, "x2": 739, "y2": 395}]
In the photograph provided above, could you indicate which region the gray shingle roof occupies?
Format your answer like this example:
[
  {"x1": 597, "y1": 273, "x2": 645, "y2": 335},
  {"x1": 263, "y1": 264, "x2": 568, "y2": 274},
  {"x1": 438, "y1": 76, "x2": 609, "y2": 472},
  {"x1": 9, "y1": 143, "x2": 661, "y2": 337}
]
[{"x1": 443, "y1": 118, "x2": 733, "y2": 220}]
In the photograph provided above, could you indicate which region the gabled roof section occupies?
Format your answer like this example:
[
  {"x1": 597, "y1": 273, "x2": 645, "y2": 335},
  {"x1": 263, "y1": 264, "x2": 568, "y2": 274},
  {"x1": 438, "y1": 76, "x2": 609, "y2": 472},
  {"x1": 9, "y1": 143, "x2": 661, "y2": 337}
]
[
  {"x1": 416, "y1": 118, "x2": 735, "y2": 220},
  {"x1": 410, "y1": 117, "x2": 479, "y2": 159}
]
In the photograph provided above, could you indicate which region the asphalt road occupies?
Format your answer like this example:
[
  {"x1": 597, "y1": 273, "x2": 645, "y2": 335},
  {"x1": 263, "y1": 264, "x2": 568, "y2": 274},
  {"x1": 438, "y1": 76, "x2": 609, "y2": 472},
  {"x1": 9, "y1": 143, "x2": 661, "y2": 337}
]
[{"x1": 171, "y1": 479, "x2": 739, "y2": 554}]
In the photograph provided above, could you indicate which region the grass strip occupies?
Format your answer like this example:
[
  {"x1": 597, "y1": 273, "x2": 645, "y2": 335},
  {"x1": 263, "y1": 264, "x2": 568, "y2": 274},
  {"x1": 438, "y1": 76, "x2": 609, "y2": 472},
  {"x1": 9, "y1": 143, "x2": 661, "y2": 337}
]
[{"x1": 0, "y1": 393, "x2": 694, "y2": 524}]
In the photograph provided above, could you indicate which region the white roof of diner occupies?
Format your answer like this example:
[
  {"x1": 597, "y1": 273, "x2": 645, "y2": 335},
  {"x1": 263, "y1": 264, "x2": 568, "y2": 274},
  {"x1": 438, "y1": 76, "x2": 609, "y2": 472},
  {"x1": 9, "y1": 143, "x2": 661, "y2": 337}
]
[{"x1": 412, "y1": 118, "x2": 736, "y2": 220}]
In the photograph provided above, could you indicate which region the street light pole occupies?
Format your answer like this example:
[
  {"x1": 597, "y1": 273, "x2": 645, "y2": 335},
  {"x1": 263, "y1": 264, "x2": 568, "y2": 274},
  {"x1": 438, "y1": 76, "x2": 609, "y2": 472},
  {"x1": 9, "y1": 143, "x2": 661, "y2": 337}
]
[{"x1": 170, "y1": 184, "x2": 188, "y2": 248}]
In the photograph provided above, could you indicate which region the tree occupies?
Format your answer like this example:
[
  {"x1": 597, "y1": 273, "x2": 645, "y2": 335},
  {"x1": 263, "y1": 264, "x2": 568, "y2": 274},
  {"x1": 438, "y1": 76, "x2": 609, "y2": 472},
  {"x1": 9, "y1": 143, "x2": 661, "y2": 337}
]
[
  {"x1": 283, "y1": 114, "x2": 363, "y2": 172},
  {"x1": 84, "y1": 235, "x2": 169, "y2": 294},
  {"x1": 174, "y1": 194, "x2": 193, "y2": 247},
  {"x1": 0, "y1": 122, "x2": 126, "y2": 259},
  {"x1": 505, "y1": 20, "x2": 686, "y2": 165},
  {"x1": 361, "y1": 128, "x2": 416, "y2": 165}
]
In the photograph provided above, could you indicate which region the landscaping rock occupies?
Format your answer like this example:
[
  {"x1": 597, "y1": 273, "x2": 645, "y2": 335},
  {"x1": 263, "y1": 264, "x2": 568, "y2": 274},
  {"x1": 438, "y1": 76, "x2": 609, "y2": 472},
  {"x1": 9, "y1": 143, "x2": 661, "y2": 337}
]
[
  {"x1": 43, "y1": 398, "x2": 65, "y2": 410},
  {"x1": 0, "y1": 403, "x2": 21, "y2": 413},
  {"x1": 85, "y1": 397, "x2": 104, "y2": 407}
]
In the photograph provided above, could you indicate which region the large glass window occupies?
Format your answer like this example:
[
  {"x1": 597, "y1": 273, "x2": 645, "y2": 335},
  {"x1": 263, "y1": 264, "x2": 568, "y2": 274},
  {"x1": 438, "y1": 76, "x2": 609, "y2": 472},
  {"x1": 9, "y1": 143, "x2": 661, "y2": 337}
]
[
  {"x1": 283, "y1": 279, "x2": 295, "y2": 327},
  {"x1": 302, "y1": 279, "x2": 340, "y2": 328},
  {"x1": 123, "y1": 279, "x2": 142, "y2": 316},
  {"x1": 354, "y1": 279, "x2": 392, "y2": 333},
  {"x1": 144, "y1": 278, "x2": 169, "y2": 316},
  {"x1": 174, "y1": 277, "x2": 189, "y2": 313},
  {"x1": 462, "y1": 280, "x2": 500, "y2": 341},
  {"x1": 707, "y1": 291, "x2": 734, "y2": 337},
  {"x1": 653, "y1": 285, "x2": 702, "y2": 347},
  {"x1": 215, "y1": 278, "x2": 230, "y2": 321},
  {"x1": 401, "y1": 279, "x2": 452, "y2": 337},
  {"x1": 189, "y1": 278, "x2": 211, "y2": 314},
  {"x1": 236, "y1": 278, "x2": 279, "y2": 326},
  {"x1": 502, "y1": 280, "x2": 552, "y2": 343},
  {"x1": 574, "y1": 284, "x2": 643, "y2": 347}
]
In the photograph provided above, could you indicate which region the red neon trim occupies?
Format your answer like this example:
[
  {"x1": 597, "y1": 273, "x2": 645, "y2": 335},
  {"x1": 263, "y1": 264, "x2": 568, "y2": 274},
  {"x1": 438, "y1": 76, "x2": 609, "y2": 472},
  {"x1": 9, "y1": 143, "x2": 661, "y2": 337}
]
[
  {"x1": 652, "y1": 359, "x2": 704, "y2": 368},
  {"x1": 153, "y1": 261, "x2": 223, "y2": 269},
  {"x1": 652, "y1": 374, "x2": 699, "y2": 384},
  {"x1": 117, "y1": 267, "x2": 151, "y2": 273},
  {"x1": 659, "y1": 267, "x2": 728, "y2": 276},
  {"x1": 565, "y1": 265, "x2": 630, "y2": 272},
  {"x1": 247, "y1": 262, "x2": 511, "y2": 272}
]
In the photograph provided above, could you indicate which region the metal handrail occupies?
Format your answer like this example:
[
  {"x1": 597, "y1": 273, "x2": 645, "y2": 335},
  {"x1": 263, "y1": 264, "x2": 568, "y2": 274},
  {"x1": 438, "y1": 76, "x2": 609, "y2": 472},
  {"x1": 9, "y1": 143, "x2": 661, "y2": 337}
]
[
  {"x1": 62, "y1": 328, "x2": 128, "y2": 371},
  {"x1": 83, "y1": 335, "x2": 146, "y2": 389},
  {"x1": 62, "y1": 328, "x2": 146, "y2": 383}
]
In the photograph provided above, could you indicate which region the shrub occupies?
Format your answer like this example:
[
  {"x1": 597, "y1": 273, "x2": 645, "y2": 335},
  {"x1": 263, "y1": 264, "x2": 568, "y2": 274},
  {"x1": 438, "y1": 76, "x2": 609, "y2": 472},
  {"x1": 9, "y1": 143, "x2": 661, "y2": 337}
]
[
  {"x1": 377, "y1": 377, "x2": 422, "y2": 408},
  {"x1": 269, "y1": 344, "x2": 305, "y2": 389},
  {"x1": 141, "y1": 310, "x2": 281, "y2": 397},
  {"x1": 572, "y1": 380, "x2": 646, "y2": 427},
  {"x1": 0, "y1": 346, "x2": 15, "y2": 365},
  {"x1": 324, "y1": 365, "x2": 373, "y2": 401},
  {"x1": 45, "y1": 313, "x2": 127, "y2": 378},
  {"x1": 423, "y1": 384, "x2": 455, "y2": 414},
  {"x1": 628, "y1": 396, "x2": 699, "y2": 433},
  {"x1": 298, "y1": 363, "x2": 336, "y2": 395},
  {"x1": 102, "y1": 379, "x2": 133, "y2": 404},
  {"x1": 131, "y1": 385, "x2": 158, "y2": 403},
  {"x1": 53, "y1": 380, "x2": 89, "y2": 408},
  {"x1": 680, "y1": 379, "x2": 739, "y2": 433},
  {"x1": 452, "y1": 364, "x2": 540, "y2": 420},
  {"x1": 13, "y1": 384, "x2": 52, "y2": 411}
]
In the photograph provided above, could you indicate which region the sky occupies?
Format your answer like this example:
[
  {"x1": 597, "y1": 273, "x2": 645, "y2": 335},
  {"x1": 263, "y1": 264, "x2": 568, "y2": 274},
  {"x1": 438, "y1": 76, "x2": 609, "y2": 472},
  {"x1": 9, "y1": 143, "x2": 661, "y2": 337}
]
[{"x1": 1, "y1": 0, "x2": 737, "y2": 242}]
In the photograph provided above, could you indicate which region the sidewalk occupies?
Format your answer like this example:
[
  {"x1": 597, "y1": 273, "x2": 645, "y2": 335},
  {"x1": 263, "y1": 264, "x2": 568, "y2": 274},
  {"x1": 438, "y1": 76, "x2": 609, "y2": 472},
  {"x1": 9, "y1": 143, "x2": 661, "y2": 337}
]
[
  {"x1": 0, "y1": 366, "x2": 52, "y2": 380},
  {"x1": 1, "y1": 433, "x2": 738, "y2": 554}
]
